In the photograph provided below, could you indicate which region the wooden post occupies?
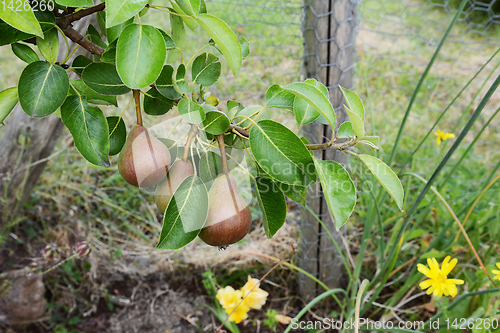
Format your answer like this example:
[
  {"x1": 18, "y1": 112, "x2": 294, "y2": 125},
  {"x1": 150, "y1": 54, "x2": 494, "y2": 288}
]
[{"x1": 299, "y1": 0, "x2": 357, "y2": 298}]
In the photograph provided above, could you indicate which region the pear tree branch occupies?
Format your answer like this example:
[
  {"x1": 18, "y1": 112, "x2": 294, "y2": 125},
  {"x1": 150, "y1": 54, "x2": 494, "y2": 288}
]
[{"x1": 228, "y1": 124, "x2": 357, "y2": 152}]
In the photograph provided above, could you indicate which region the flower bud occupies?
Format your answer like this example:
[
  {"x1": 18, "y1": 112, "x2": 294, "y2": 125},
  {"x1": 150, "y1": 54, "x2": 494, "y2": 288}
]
[{"x1": 75, "y1": 241, "x2": 91, "y2": 258}]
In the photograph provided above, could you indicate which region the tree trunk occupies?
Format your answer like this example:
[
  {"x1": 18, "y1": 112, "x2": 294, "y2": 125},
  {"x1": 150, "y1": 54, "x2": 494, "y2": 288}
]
[
  {"x1": 0, "y1": 17, "x2": 94, "y2": 224},
  {"x1": 299, "y1": 0, "x2": 357, "y2": 299}
]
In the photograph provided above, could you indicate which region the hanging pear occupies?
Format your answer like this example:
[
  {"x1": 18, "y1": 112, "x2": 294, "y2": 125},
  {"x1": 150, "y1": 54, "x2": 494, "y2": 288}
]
[
  {"x1": 118, "y1": 125, "x2": 171, "y2": 187},
  {"x1": 155, "y1": 159, "x2": 194, "y2": 212},
  {"x1": 198, "y1": 173, "x2": 252, "y2": 247}
]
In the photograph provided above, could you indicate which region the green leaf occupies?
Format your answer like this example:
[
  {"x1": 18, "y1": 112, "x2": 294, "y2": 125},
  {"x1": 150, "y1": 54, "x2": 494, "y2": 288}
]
[
  {"x1": 168, "y1": 12, "x2": 185, "y2": 47},
  {"x1": 101, "y1": 40, "x2": 117, "y2": 63},
  {"x1": 168, "y1": 13, "x2": 185, "y2": 62},
  {"x1": 11, "y1": 43, "x2": 38, "y2": 63},
  {"x1": 340, "y1": 86, "x2": 364, "y2": 121},
  {"x1": 139, "y1": 0, "x2": 152, "y2": 16},
  {"x1": 36, "y1": 27, "x2": 58, "y2": 64},
  {"x1": 266, "y1": 85, "x2": 295, "y2": 109},
  {"x1": 305, "y1": 78, "x2": 329, "y2": 99},
  {"x1": 293, "y1": 96, "x2": 320, "y2": 127},
  {"x1": 143, "y1": 87, "x2": 174, "y2": 115},
  {"x1": 116, "y1": 24, "x2": 166, "y2": 89},
  {"x1": 86, "y1": 24, "x2": 107, "y2": 52},
  {"x1": 233, "y1": 104, "x2": 266, "y2": 127},
  {"x1": 171, "y1": 1, "x2": 196, "y2": 30},
  {"x1": 283, "y1": 82, "x2": 336, "y2": 129},
  {"x1": 358, "y1": 154, "x2": 404, "y2": 210},
  {"x1": 0, "y1": 87, "x2": 18, "y2": 124},
  {"x1": 176, "y1": 64, "x2": 189, "y2": 95},
  {"x1": 82, "y1": 62, "x2": 131, "y2": 95},
  {"x1": 345, "y1": 107, "x2": 364, "y2": 138},
  {"x1": 157, "y1": 138, "x2": 178, "y2": 162},
  {"x1": 176, "y1": 0, "x2": 200, "y2": 16},
  {"x1": 250, "y1": 120, "x2": 316, "y2": 186},
  {"x1": 198, "y1": 151, "x2": 223, "y2": 183},
  {"x1": 55, "y1": 0, "x2": 94, "y2": 7},
  {"x1": 196, "y1": 14, "x2": 242, "y2": 75},
  {"x1": 276, "y1": 181, "x2": 307, "y2": 206},
  {"x1": 337, "y1": 121, "x2": 355, "y2": 138},
  {"x1": 96, "y1": 11, "x2": 106, "y2": 37},
  {"x1": 72, "y1": 55, "x2": 92, "y2": 77},
  {"x1": 107, "y1": 17, "x2": 134, "y2": 43},
  {"x1": 240, "y1": 36, "x2": 250, "y2": 59},
  {"x1": 227, "y1": 100, "x2": 243, "y2": 119},
  {"x1": 202, "y1": 111, "x2": 230, "y2": 135},
  {"x1": 313, "y1": 158, "x2": 356, "y2": 230},
  {"x1": 61, "y1": 95, "x2": 110, "y2": 167},
  {"x1": 0, "y1": 11, "x2": 54, "y2": 46},
  {"x1": 157, "y1": 176, "x2": 208, "y2": 250},
  {"x1": 177, "y1": 98, "x2": 205, "y2": 124},
  {"x1": 0, "y1": 2, "x2": 43, "y2": 37},
  {"x1": 107, "y1": 116, "x2": 126, "y2": 156},
  {"x1": 106, "y1": 0, "x2": 148, "y2": 28},
  {"x1": 0, "y1": 20, "x2": 32, "y2": 45},
  {"x1": 69, "y1": 80, "x2": 118, "y2": 106},
  {"x1": 192, "y1": 53, "x2": 221, "y2": 87},
  {"x1": 255, "y1": 177, "x2": 287, "y2": 238},
  {"x1": 156, "y1": 65, "x2": 181, "y2": 100},
  {"x1": 18, "y1": 61, "x2": 69, "y2": 118},
  {"x1": 158, "y1": 29, "x2": 175, "y2": 48}
]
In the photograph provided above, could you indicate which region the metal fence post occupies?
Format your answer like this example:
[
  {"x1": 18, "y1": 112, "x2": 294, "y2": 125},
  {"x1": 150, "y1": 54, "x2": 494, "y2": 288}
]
[{"x1": 299, "y1": 0, "x2": 358, "y2": 298}]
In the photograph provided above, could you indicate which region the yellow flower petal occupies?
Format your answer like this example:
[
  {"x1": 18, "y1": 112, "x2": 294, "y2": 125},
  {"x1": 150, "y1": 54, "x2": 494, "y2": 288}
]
[
  {"x1": 241, "y1": 276, "x2": 269, "y2": 310},
  {"x1": 446, "y1": 278, "x2": 464, "y2": 285},
  {"x1": 496, "y1": 262, "x2": 500, "y2": 270},
  {"x1": 216, "y1": 286, "x2": 243, "y2": 309},
  {"x1": 419, "y1": 279, "x2": 433, "y2": 289},
  {"x1": 417, "y1": 264, "x2": 432, "y2": 278},
  {"x1": 417, "y1": 256, "x2": 463, "y2": 298},
  {"x1": 224, "y1": 303, "x2": 250, "y2": 324},
  {"x1": 441, "y1": 257, "x2": 458, "y2": 275}
]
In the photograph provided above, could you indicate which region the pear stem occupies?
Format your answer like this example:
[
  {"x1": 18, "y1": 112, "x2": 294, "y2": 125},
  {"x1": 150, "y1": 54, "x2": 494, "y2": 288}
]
[
  {"x1": 216, "y1": 134, "x2": 229, "y2": 174},
  {"x1": 182, "y1": 125, "x2": 198, "y2": 162},
  {"x1": 133, "y1": 90, "x2": 142, "y2": 126}
]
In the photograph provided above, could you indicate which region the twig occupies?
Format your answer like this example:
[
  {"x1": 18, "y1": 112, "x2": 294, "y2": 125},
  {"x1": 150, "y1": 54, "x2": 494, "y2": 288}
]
[
  {"x1": 133, "y1": 90, "x2": 142, "y2": 126},
  {"x1": 227, "y1": 124, "x2": 357, "y2": 151},
  {"x1": 229, "y1": 124, "x2": 249, "y2": 138},
  {"x1": 61, "y1": 2, "x2": 106, "y2": 23},
  {"x1": 172, "y1": 311, "x2": 199, "y2": 328},
  {"x1": 150, "y1": 288, "x2": 169, "y2": 314},
  {"x1": 183, "y1": 125, "x2": 198, "y2": 161},
  {"x1": 60, "y1": 26, "x2": 105, "y2": 56},
  {"x1": 216, "y1": 134, "x2": 229, "y2": 173}
]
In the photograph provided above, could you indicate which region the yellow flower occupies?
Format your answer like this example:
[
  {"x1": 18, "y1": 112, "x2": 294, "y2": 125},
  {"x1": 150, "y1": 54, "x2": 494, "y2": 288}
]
[
  {"x1": 435, "y1": 129, "x2": 455, "y2": 146},
  {"x1": 224, "y1": 303, "x2": 250, "y2": 324},
  {"x1": 241, "y1": 275, "x2": 269, "y2": 309},
  {"x1": 216, "y1": 286, "x2": 250, "y2": 324},
  {"x1": 417, "y1": 256, "x2": 464, "y2": 297},
  {"x1": 492, "y1": 262, "x2": 500, "y2": 281},
  {"x1": 216, "y1": 286, "x2": 243, "y2": 309}
]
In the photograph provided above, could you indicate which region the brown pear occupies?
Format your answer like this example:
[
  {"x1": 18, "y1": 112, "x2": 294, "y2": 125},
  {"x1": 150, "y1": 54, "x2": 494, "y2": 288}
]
[
  {"x1": 118, "y1": 125, "x2": 171, "y2": 187},
  {"x1": 198, "y1": 173, "x2": 252, "y2": 247},
  {"x1": 154, "y1": 159, "x2": 194, "y2": 212}
]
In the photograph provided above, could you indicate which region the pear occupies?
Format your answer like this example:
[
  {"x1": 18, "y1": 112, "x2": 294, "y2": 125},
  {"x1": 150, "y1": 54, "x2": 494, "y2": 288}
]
[
  {"x1": 198, "y1": 173, "x2": 252, "y2": 247},
  {"x1": 155, "y1": 159, "x2": 194, "y2": 212},
  {"x1": 118, "y1": 125, "x2": 171, "y2": 187}
]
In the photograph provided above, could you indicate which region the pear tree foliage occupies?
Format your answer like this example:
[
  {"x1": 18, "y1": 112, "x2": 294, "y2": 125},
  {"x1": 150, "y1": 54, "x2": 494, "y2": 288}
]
[{"x1": 0, "y1": 0, "x2": 404, "y2": 249}]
